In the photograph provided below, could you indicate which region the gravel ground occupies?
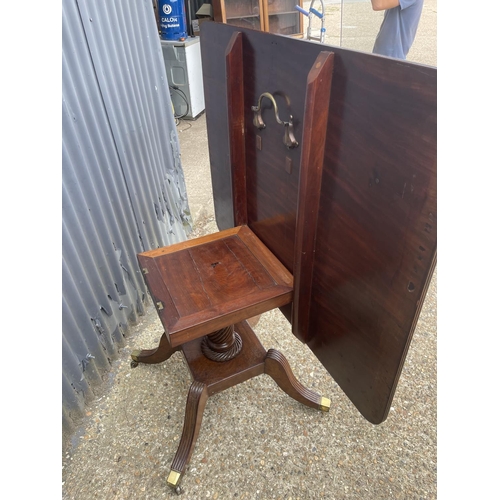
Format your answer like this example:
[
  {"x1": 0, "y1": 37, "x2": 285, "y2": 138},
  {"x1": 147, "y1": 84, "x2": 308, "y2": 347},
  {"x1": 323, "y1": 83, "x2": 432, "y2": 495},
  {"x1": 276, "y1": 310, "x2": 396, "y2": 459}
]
[{"x1": 62, "y1": 3, "x2": 437, "y2": 498}]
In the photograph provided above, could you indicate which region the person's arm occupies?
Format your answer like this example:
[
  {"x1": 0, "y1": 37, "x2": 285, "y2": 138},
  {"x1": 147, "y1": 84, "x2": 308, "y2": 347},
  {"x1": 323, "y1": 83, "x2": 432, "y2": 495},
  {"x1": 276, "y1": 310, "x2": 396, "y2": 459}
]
[{"x1": 370, "y1": 0, "x2": 400, "y2": 11}]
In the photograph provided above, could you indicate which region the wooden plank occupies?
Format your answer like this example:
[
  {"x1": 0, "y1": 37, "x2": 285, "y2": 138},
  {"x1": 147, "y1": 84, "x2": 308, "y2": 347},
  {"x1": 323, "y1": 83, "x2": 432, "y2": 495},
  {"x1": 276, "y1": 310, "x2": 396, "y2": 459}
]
[
  {"x1": 225, "y1": 31, "x2": 248, "y2": 226},
  {"x1": 292, "y1": 51, "x2": 335, "y2": 344},
  {"x1": 138, "y1": 226, "x2": 241, "y2": 257},
  {"x1": 212, "y1": 0, "x2": 227, "y2": 23}
]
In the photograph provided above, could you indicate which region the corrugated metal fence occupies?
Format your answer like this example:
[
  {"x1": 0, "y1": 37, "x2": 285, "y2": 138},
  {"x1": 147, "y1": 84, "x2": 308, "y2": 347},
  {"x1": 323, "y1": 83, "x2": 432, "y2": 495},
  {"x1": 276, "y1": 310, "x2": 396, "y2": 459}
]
[{"x1": 62, "y1": 0, "x2": 191, "y2": 440}]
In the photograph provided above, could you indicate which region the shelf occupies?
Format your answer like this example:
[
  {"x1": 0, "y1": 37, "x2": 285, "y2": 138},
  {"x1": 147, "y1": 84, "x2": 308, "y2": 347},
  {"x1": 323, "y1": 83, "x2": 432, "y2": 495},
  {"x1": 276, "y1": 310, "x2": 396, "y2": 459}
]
[
  {"x1": 269, "y1": 11, "x2": 300, "y2": 15},
  {"x1": 221, "y1": 0, "x2": 261, "y2": 19},
  {"x1": 213, "y1": 0, "x2": 302, "y2": 36},
  {"x1": 226, "y1": 17, "x2": 262, "y2": 30},
  {"x1": 227, "y1": 14, "x2": 261, "y2": 20}
]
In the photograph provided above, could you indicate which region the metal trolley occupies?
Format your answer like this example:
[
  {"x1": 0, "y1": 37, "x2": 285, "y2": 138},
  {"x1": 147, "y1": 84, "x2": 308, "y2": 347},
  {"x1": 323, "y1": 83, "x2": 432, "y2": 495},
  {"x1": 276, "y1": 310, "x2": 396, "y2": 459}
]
[{"x1": 296, "y1": 0, "x2": 326, "y2": 43}]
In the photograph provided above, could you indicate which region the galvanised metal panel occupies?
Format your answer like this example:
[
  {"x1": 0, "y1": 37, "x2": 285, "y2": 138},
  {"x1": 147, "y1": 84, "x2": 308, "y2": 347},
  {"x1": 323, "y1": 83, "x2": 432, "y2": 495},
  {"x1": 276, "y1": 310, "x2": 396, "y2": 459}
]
[
  {"x1": 62, "y1": 0, "x2": 192, "y2": 441},
  {"x1": 76, "y1": 0, "x2": 191, "y2": 249}
]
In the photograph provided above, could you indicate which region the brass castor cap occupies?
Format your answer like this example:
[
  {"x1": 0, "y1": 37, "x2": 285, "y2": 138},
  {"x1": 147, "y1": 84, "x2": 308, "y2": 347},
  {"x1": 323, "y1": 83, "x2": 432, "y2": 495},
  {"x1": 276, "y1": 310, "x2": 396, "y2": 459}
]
[
  {"x1": 319, "y1": 397, "x2": 331, "y2": 412},
  {"x1": 167, "y1": 470, "x2": 181, "y2": 488},
  {"x1": 130, "y1": 349, "x2": 142, "y2": 362}
]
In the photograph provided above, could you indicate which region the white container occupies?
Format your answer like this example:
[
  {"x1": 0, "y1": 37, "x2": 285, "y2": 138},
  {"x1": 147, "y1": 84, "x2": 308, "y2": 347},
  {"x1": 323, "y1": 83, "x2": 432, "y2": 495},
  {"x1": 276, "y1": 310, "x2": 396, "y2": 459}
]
[{"x1": 160, "y1": 37, "x2": 205, "y2": 120}]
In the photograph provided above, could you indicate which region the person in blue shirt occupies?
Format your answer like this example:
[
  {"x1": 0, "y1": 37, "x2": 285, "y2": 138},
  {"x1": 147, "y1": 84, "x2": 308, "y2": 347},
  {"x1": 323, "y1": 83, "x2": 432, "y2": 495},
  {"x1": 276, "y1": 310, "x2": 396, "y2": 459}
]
[{"x1": 371, "y1": 0, "x2": 424, "y2": 60}]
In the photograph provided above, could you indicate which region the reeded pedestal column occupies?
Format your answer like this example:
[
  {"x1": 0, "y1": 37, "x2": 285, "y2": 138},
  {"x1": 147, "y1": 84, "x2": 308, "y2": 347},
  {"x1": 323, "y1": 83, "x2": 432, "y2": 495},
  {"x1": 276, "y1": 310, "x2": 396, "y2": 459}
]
[{"x1": 201, "y1": 325, "x2": 243, "y2": 362}]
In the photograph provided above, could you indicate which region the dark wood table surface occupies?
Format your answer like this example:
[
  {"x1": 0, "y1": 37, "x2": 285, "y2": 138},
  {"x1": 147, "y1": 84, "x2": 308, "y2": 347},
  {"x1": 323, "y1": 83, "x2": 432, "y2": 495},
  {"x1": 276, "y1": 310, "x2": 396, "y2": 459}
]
[{"x1": 200, "y1": 21, "x2": 437, "y2": 424}]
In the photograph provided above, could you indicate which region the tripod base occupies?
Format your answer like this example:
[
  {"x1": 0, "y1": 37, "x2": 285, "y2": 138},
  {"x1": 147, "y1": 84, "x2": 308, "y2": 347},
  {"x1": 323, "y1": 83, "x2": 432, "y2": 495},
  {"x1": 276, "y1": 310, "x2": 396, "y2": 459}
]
[{"x1": 131, "y1": 320, "x2": 330, "y2": 490}]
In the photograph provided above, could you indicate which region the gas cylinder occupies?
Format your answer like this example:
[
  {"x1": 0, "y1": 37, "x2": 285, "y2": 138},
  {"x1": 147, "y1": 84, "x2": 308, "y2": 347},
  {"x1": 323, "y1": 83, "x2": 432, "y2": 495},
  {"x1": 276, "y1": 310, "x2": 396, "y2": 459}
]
[{"x1": 158, "y1": 0, "x2": 188, "y2": 41}]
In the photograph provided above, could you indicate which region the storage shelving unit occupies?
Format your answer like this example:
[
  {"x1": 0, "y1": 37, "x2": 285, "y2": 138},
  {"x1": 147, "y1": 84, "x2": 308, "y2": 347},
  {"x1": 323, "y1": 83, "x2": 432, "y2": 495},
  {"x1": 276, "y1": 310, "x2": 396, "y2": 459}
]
[
  {"x1": 263, "y1": 0, "x2": 302, "y2": 36},
  {"x1": 213, "y1": 0, "x2": 303, "y2": 36}
]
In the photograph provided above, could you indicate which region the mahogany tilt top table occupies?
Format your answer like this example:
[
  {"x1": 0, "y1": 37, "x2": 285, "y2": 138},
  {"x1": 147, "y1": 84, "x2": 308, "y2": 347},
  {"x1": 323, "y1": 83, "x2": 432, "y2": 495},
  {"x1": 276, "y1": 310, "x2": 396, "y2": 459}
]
[{"x1": 130, "y1": 22, "x2": 437, "y2": 492}]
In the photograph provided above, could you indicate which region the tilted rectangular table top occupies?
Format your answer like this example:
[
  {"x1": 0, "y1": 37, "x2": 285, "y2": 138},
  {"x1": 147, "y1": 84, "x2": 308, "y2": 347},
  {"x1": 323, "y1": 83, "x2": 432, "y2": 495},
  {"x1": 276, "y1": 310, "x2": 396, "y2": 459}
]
[
  {"x1": 200, "y1": 22, "x2": 437, "y2": 424},
  {"x1": 137, "y1": 225, "x2": 293, "y2": 348}
]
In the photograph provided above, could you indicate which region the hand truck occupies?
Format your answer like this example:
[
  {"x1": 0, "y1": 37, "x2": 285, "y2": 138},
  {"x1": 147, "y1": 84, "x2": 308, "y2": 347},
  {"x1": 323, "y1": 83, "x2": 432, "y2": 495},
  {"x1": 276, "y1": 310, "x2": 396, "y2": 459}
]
[{"x1": 296, "y1": 0, "x2": 326, "y2": 44}]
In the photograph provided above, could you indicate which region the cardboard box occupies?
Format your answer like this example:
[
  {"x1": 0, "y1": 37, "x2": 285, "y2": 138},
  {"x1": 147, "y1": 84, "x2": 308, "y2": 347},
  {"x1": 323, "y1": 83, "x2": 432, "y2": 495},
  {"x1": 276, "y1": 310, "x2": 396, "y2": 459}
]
[
  {"x1": 192, "y1": 4, "x2": 213, "y2": 36},
  {"x1": 192, "y1": 17, "x2": 211, "y2": 36}
]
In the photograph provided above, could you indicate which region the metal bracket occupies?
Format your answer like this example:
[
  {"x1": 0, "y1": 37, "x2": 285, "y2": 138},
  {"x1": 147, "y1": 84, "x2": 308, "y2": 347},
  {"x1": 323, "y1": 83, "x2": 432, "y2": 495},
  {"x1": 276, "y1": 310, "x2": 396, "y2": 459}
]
[{"x1": 251, "y1": 92, "x2": 299, "y2": 149}]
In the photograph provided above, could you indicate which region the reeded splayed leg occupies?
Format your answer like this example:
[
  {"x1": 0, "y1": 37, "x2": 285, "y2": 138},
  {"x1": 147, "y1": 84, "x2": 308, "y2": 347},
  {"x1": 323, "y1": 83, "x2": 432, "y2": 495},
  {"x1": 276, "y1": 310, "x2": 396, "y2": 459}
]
[
  {"x1": 130, "y1": 332, "x2": 180, "y2": 367},
  {"x1": 264, "y1": 349, "x2": 331, "y2": 412},
  {"x1": 167, "y1": 381, "x2": 209, "y2": 490}
]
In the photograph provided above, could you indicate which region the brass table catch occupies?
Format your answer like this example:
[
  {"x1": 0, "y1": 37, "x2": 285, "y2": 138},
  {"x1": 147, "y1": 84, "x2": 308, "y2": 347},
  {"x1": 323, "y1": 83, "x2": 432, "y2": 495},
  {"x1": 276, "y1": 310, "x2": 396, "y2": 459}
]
[{"x1": 251, "y1": 92, "x2": 299, "y2": 149}]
